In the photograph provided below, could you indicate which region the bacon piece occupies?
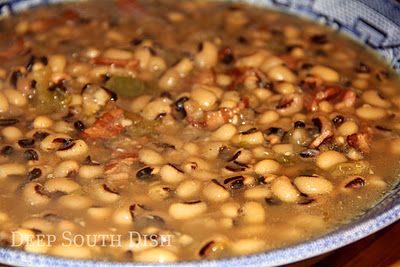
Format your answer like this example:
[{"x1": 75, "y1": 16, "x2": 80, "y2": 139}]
[
  {"x1": 0, "y1": 37, "x2": 26, "y2": 60},
  {"x1": 309, "y1": 116, "x2": 334, "y2": 148},
  {"x1": 347, "y1": 133, "x2": 370, "y2": 153},
  {"x1": 91, "y1": 57, "x2": 139, "y2": 69},
  {"x1": 81, "y1": 108, "x2": 125, "y2": 139},
  {"x1": 304, "y1": 85, "x2": 356, "y2": 112}
]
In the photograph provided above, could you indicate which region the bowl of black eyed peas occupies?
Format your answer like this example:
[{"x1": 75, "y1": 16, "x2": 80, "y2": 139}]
[{"x1": 0, "y1": 0, "x2": 399, "y2": 266}]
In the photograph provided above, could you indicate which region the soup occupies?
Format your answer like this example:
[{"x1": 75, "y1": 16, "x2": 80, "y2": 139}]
[{"x1": 0, "y1": 0, "x2": 399, "y2": 262}]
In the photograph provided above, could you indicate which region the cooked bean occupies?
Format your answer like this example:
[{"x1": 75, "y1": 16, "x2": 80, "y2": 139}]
[
  {"x1": 244, "y1": 187, "x2": 272, "y2": 199},
  {"x1": 271, "y1": 176, "x2": 300, "y2": 203},
  {"x1": 44, "y1": 177, "x2": 80, "y2": 194},
  {"x1": 176, "y1": 180, "x2": 201, "y2": 199},
  {"x1": 254, "y1": 159, "x2": 281, "y2": 175},
  {"x1": 258, "y1": 110, "x2": 279, "y2": 124},
  {"x1": 195, "y1": 41, "x2": 218, "y2": 68},
  {"x1": 23, "y1": 182, "x2": 50, "y2": 206},
  {"x1": 316, "y1": 151, "x2": 347, "y2": 170},
  {"x1": 267, "y1": 65, "x2": 296, "y2": 83},
  {"x1": 356, "y1": 105, "x2": 387, "y2": 120},
  {"x1": 203, "y1": 180, "x2": 230, "y2": 202},
  {"x1": 79, "y1": 164, "x2": 104, "y2": 179},
  {"x1": 230, "y1": 239, "x2": 266, "y2": 255},
  {"x1": 33, "y1": 116, "x2": 53, "y2": 129},
  {"x1": 2, "y1": 126, "x2": 23, "y2": 142},
  {"x1": 0, "y1": 163, "x2": 26, "y2": 178},
  {"x1": 362, "y1": 90, "x2": 391, "y2": 108},
  {"x1": 87, "y1": 207, "x2": 113, "y2": 220},
  {"x1": 294, "y1": 176, "x2": 333, "y2": 195},
  {"x1": 191, "y1": 86, "x2": 218, "y2": 111},
  {"x1": 3, "y1": 89, "x2": 27, "y2": 107},
  {"x1": 139, "y1": 148, "x2": 164, "y2": 165},
  {"x1": 53, "y1": 160, "x2": 79, "y2": 178},
  {"x1": 55, "y1": 140, "x2": 89, "y2": 160},
  {"x1": 169, "y1": 201, "x2": 207, "y2": 220},
  {"x1": 134, "y1": 248, "x2": 177, "y2": 263},
  {"x1": 211, "y1": 123, "x2": 237, "y2": 141},
  {"x1": 310, "y1": 65, "x2": 339, "y2": 82},
  {"x1": 338, "y1": 121, "x2": 359, "y2": 136},
  {"x1": 160, "y1": 164, "x2": 185, "y2": 184},
  {"x1": 241, "y1": 201, "x2": 266, "y2": 223},
  {"x1": 220, "y1": 202, "x2": 240, "y2": 218},
  {"x1": 91, "y1": 183, "x2": 120, "y2": 203}
]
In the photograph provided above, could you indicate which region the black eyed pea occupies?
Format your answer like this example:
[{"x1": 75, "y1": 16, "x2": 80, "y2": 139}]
[
  {"x1": 139, "y1": 148, "x2": 164, "y2": 165},
  {"x1": 176, "y1": 179, "x2": 201, "y2": 199},
  {"x1": 134, "y1": 248, "x2": 178, "y2": 263},
  {"x1": 2, "y1": 126, "x2": 23, "y2": 142},
  {"x1": 87, "y1": 207, "x2": 113, "y2": 220},
  {"x1": 160, "y1": 164, "x2": 185, "y2": 184},
  {"x1": 202, "y1": 142, "x2": 227, "y2": 159},
  {"x1": 23, "y1": 182, "x2": 50, "y2": 206},
  {"x1": 362, "y1": 90, "x2": 391, "y2": 108},
  {"x1": 244, "y1": 186, "x2": 272, "y2": 199},
  {"x1": 337, "y1": 121, "x2": 359, "y2": 136},
  {"x1": 191, "y1": 86, "x2": 218, "y2": 111},
  {"x1": 293, "y1": 176, "x2": 333, "y2": 195},
  {"x1": 254, "y1": 159, "x2": 281, "y2": 175},
  {"x1": 258, "y1": 110, "x2": 280, "y2": 125},
  {"x1": 355, "y1": 105, "x2": 387, "y2": 120},
  {"x1": 195, "y1": 41, "x2": 218, "y2": 69},
  {"x1": 0, "y1": 92, "x2": 9, "y2": 113},
  {"x1": 236, "y1": 51, "x2": 269, "y2": 68},
  {"x1": 112, "y1": 206, "x2": 134, "y2": 225},
  {"x1": 168, "y1": 201, "x2": 207, "y2": 220},
  {"x1": 231, "y1": 131, "x2": 264, "y2": 146},
  {"x1": 316, "y1": 151, "x2": 347, "y2": 170},
  {"x1": 50, "y1": 245, "x2": 92, "y2": 259},
  {"x1": 53, "y1": 160, "x2": 79, "y2": 178},
  {"x1": 158, "y1": 69, "x2": 180, "y2": 90},
  {"x1": 3, "y1": 89, "x2": 27, "y2": 107},
  {"x1": 271, "y1": 176, "x2": 300, "y2": 203},
  {"x1": 33, "y1": 115, "x2": 53, "y2": 129},
  {"x1": 22, "y1": 218, "x2": 54, "y2": 233},
  {"x1": 148, "y1": 184, "x2": 172, "y2": 200},
  {"x1": 211, "y1": 124, "x2": 237, "y2": 141},
  {"x1": 267, "y1": 65, "x2": 296, "y2": 83},
  {"x1": 40, "y1": 134, "x2": 71, "y2": 151},
  {"x1": 55, "y1": 140, "x2": 89, "y2": 160},
  {"x1": 91, "y1": 183, "x2": 120, "y2": 203},
  {"x1": 0, "y1": 163, "x2": 26, "y2": 179},
  {"x1": 230, "y1": 239, "x2": 266, "y2": 255},
  {"x1": 272, "y1": 144, "x2": 294, "y2": 155},
  {"x1": 58, "y1": 194, "x2": 93, "y2": 210},
  {"x1": 142, "y1": 98, "x2": 172, "y2": 120},
  {"x1": 203, "y1": 181, "x2": 230, "y2": 202},
  {"x1": 241, "y1": 201, "x2": 266, "y2": 224},
  {"x1": 220, "y1": 202, "x2": 240, "y2": 218},
  {"x1": 79, "y1": 164, "x2": 104, "y2": 180},
  {"x1": 44, "y1": 177, "x2": 80, "y2": 194},
  {"x1": 310, "y1": 65, "x2": 339, "y2": 82}
]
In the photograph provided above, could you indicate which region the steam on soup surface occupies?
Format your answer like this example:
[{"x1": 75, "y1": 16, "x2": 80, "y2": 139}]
[{"x1": 0, "y1": 0, "x2": 399, "y2": 262}]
